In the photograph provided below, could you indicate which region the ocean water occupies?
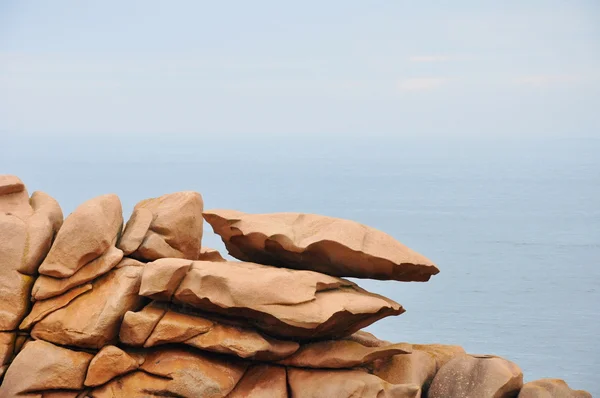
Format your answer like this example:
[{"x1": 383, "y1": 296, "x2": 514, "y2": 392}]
[{"x1": 2, "y1": 133, "x2": 599, "y2": 395}]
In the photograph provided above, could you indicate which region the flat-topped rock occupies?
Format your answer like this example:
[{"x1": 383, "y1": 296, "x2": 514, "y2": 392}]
[
  {"x1": 139, "y1": 258, "x2": 404, "y2": 340},
  {"x1": 121, "y1": 191, "x2": 204, "y2": 261},
  {"x1": 204, "y1": 209, "x2": 439, "y2": 281}
]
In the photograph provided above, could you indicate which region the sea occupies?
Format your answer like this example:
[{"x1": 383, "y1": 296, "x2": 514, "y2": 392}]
[{"x1": 2, "y1": 132, "x2": 599, "y2": 395}]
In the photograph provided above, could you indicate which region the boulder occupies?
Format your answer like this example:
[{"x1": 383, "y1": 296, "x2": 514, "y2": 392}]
[
  {"x1": 122, "y1": 191, "x2": 204, "y2": 261},
  {"x1": 428, "y1": 354, "x2": 523, "y2": 398},
  {"x1": 518, "y1": 378, "x2": 592, "y2": 398},
  {"x1": 120, "y1": 302, "x2": 300, "y2": 361},
  {"x1": 38, "y1": 194, "x2": 122, "y2": 278},
  {"x1": 30, "y1": 262, "x2": 145, "y2": 349},
  {"x1": 278, "y1": 339, "x2": 411, "y2": 368},
  {"x1": 0, "y1": 340, "x2": 93, "y2": 397},
  {"x1": 84, "y1": 345, "x2": 140, "y2": 387},
  {"x1": 139, "y1": 259, "x2": 404, "y2": 340},
  {"x1": 204, "y1": 209, "x2": 439, "y2": 281},
  {"x1": 287, "y1": 368, "x2": 421, "y2": 398}
]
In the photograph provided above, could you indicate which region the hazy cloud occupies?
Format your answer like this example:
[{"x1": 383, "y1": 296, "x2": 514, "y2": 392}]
[
  {"x1": 397, "y1": 77, "x2": 450, "y2": 92},
  {"x1": 408, "y1": 55, "x2": 451, "y2": 62},
  {"x1": 513, "y1": 75, "x2": 581, "y2": 86}
]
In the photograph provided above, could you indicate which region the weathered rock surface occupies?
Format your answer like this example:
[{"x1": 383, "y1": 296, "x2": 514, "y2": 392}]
[
  {"x1": 0, "y1": 175, "x2": 25, "y2": 196},
  {"x1": 120, "y1": 302, "x2": 300, "y2": 360},
  {"x1": 518, "y1": 378, "x2": 592, "y2": 398},
  {"x1": 90, "y1": 347, "x2": 248, "y2": 398},
  {"x1": 84, "y1": 345, "x2": 140, "y2": 387},
  {"x1": 32, "y1": 246, "x2": 123, "y2": 301},
  {"x1": 0, "y1": 340, "x2": 93, "y2": 397},
  {"x1": 30, "y1": 262, "x2": 145, "y2": 349},
  {"x1": 428, "y1": 354, "x2": 524, "y2": 398},
  {"x1": 38, "y1": 194, "x2": 122, "y2": 278},
  {"x1": 288, "y1": 368, "x2": 421, "y2": 398},
  {"x1": 227, "y1": 364, "x2": 288, "y2": 398},
  {"x1": 204, "y1": 209, "x2": 439, "y2": 281},
  {"x1": 0, "y1": 176, "x2": 63, "y2": 377},
  {"x1": 122, "y1": 191, "x2": 204, "y2": 261},
  {"x1": 0, "y1": 178, "x2": 592, "y2": 398},
  {"x1": 371, "y1": 350, "x2": 437, "y2": 394},
  {"x1": 411, "y1": 343, "x2": 466, "y2": 371},
  {"x1": 139, "y1": 258, "x2": 404, "y2": 339},
  {"x1": 278, "y1": 339, "x2": 411, "y2": 368}
]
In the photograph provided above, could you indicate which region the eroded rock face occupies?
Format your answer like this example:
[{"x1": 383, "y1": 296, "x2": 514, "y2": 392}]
[
  {"x1": 371, "y1": 350, "x2": 437, "y2": 394},
  {"x1": 287, "y1": 368, "x2": 421, "y2": 398},
  {"x1": 139, "y1": 258, "x2": 404, "y2": 340},
  {"x1": 30, "y1": 262, "x2": 145, "y2": 349},
  {"x1": 278, "y1": 339, "x2": 411, "y2": 369},
  {"x1": 84, "y1": 345, "x2": 140, "y2": 387},
  {"x1": 428, "y1": 354, "x2": 523, "y2": 398},
  {"x1": 0, "y1": 340, "x2": 93, "y2": 397},
  {"x1": 0, "y1": 176, "x2": 63, "y2": 375},
  {"x1": 90, "y1": 347, "x2": 248, "y2": 398},
  {"x1": 227, "y1": 364, "x2": 288, "y2": 398},
  {"x1": 120, "y1": 191, "x2": 204, "y2": 261},
  {"x1": 204, "y1": 209, "x2": 439, "y2": 282},
  {"x1": 120, "y1": 302, "x2": 300, "y2": 361},
  {"x1": 518, "y1": 379, "x2": 592, "y2": 398},
  {"x1": 411, "y1": 344, "x2": 466, "y2": 371}
]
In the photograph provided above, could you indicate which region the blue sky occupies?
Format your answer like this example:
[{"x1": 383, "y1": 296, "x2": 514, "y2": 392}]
[{"x1": 0, "y1": 1, "x2": 598, "y2": 137}]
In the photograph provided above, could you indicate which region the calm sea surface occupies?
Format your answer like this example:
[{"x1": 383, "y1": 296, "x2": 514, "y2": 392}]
[{"x1": 2, "y1": 133, "x2": 599, "y2": 394}]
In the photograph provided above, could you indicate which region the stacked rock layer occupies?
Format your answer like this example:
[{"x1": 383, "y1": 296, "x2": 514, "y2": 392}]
[{"x1": 0, "y1": 175, "x2": 591, "y2": 398}]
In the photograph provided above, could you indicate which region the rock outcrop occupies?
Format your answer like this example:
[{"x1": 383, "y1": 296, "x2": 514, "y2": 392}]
[
  {"x1": 138, "y1": 258, "x2": 403, "y2": 340},
  {"x1": 204, "y1": 209, "x2": 439, "y2": 281},
  {"x1": 0, "y1": 175, "x2": 591, "y2": 398}
]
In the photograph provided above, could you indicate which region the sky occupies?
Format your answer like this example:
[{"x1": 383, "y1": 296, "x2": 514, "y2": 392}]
[{"x1": 0, "y1": 1, "x2": 599, "y2": 137}]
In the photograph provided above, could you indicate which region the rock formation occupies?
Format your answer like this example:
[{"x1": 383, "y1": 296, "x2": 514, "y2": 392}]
[
  {"x1": 0, "y1": 175, "x2": 591, "y2": 397},
  {"x1": 203, "y1": 209, "x2": 440, "y2": 281}
]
